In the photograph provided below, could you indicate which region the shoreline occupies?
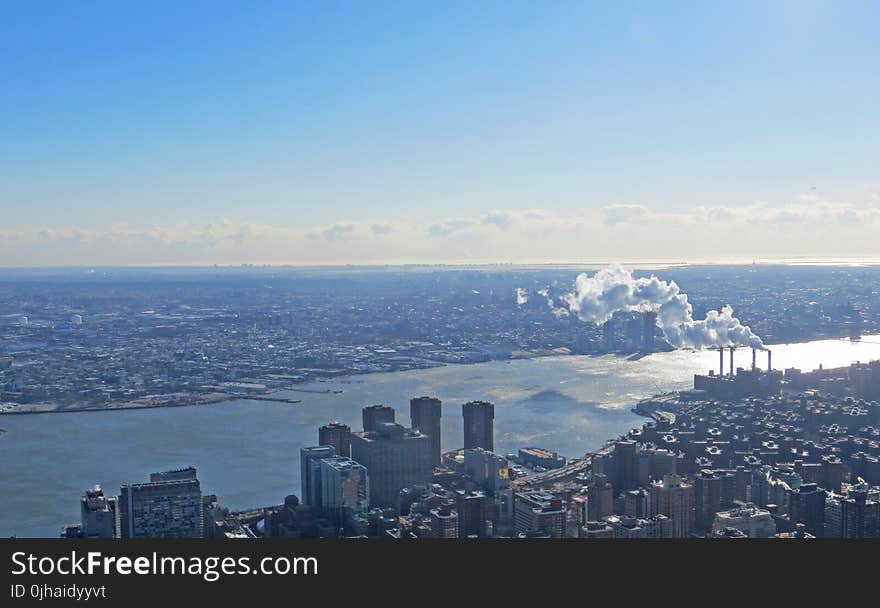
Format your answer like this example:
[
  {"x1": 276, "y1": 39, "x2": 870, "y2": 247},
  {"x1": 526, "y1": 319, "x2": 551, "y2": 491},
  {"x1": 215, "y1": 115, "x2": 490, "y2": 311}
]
[
  {"x1": 2, "y1": 333, "x2": 875, "y2": 417},
  {"x1": 0, "y1": 392, "x2": 236, "y2": 416},
  {"x1": 0, "y1": 392, "x2": 307, "y2": 416}
]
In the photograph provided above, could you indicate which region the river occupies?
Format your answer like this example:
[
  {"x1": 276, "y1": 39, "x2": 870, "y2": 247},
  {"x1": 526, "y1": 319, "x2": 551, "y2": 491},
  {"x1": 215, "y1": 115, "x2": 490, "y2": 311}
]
[{"x1": 3, "y1": 335, "x2": 880, "y2": 537}]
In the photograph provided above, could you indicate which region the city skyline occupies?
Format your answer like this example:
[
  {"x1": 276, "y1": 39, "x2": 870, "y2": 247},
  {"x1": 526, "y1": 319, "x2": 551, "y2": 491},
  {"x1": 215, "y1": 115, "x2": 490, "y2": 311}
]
[
  {"x1": 2, "y1": 2, "x2": 879, "y2": 266},
  {"x1": 4, "y1": 262, "x2": 880, "y2": 539},
  {"x1": 4, "y1": 7, "x2": 880, "y2": 603}
]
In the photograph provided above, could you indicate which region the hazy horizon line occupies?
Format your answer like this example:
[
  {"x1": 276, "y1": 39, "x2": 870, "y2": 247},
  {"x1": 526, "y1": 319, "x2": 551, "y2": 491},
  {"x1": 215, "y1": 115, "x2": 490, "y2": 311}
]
[{"x1": 4, "y1": 257, "x2": 880, "y2": 272}]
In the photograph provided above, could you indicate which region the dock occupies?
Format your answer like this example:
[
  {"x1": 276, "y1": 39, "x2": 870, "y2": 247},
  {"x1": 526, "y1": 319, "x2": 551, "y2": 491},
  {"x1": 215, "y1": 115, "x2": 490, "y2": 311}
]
[{"x1": 238, "y1": 395, "x2": 303, "y2": 404}]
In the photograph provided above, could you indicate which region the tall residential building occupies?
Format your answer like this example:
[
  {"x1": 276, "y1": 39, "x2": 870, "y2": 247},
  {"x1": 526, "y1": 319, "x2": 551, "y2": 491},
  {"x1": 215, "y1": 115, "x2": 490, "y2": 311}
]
[
  {"x1": 650, "y1": 474, "x2": 695, "y2": 538},
  {"x1": 694, "y1": 469, "x2": 735, "y2": 531},
  {"x1": 570, "y1": 493, "x2": 589, "y2": 529},
  {"x1": 821, "y1": 455, "x2": 846, "y2": 493},
  {"x1": 462, "y1": 400, "x2": 494, "y2": 452},
  {"x1": 824, "y1": 492, "x2": 844, "y2": 538},
  {"x1": 410, "y1": 396, "x2": 442, "y2": 467},
  {"x1": 319, "y1": 422, "x2": 352, "y2": 458},
  {"x1": 463, "y1": 447, "x2": 509, "y2": 494},
  {"x1": 586, "y1": 473, "x2": 614, "y2": 522},
  {"x1": 300, "y1": 445, "x2": 336, "y2": 509},
  {"x1": 350, "y1": 423, "x2": 433, "y2": 509},
  {"x1": 840, "y1": 487, "x2": 880, "y2": 538},
  {"x1": 119, "y1": 469, "x2": 203, "y2": 538},
  {"x1": 649, "y1": 448, "x2": 679, "y2": 481},
  {"x1": 624, "y1": 488, "x2": 651, "y2": 519},
  {"x1": 789, "y1": 483, "x2": 826, "y2": 538},
  {"x1": 80, "y1": 486, "x2": 117, "y2": 539},
  {"x1": 612, "y1": 440, "x2": 639, "y2": 492},
  {"x1": 319, "y1": 456, "x2": 369, "y2": 514},
  {"x1": 430, "y1": 503, "x2": 459, "y2": 539},
  {"x1": 495, "y1": 488, "x2": 516, "y2": 536},
  {"x1": 514, "y1": 491, "x2": 566, "y2": 538},
  {"x1": 362, "y1": 404, "x2": 395, "y2": 433},
  {"x1": 456, "y1": 490, "x2": 493, "y2": 538}
]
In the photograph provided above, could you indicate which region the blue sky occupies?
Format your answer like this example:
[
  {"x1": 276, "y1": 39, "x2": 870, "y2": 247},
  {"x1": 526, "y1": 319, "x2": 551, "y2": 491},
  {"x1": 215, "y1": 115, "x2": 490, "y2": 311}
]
[{"x1": 1, "y1": 1, "x2": 879, "y2": 265}]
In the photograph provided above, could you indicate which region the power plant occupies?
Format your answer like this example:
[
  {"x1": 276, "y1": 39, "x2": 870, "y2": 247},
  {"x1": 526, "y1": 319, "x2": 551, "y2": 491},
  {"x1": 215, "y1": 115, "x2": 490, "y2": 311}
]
[
  {"x1": 534, "y1": 265, "x2": 765, "y2": 350},
  {"x1": 694, "y1": 346, "x2": 782, "y2": 399}
]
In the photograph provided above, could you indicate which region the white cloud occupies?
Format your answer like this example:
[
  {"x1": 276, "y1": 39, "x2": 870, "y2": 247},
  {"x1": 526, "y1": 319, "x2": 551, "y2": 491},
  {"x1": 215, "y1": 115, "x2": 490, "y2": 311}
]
[
  {"x1": 482, "y1": 211, "x2": 515, "y2": 232},
  {"x1": 2, "y1": 195, "x2": 879, "y2": 266},
  {"x1": 427, "y1": 219, "x2": 475, "y2": 238},
  {"x1": 602, "y1": 204, "x2": 650, "y2": 226},
  {"x1": 320, "y1": 223, "x2": 357, "y2": 242}
]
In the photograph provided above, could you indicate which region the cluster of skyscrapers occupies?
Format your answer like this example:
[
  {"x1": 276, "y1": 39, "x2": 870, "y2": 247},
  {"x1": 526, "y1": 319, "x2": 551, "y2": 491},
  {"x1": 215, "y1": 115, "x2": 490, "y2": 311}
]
[
  {"x1": 66, "y1": 467, "x2": 206, "y2": 539},
  {"x1": 65, "y1": 397, "x2": 502, "y2": 538},
  {"x1": 295, "y1": 398, "x2": 496, "y2": 533},
  {"x1": 62, "y1": 351, "x2": 880, "y2": 540}
]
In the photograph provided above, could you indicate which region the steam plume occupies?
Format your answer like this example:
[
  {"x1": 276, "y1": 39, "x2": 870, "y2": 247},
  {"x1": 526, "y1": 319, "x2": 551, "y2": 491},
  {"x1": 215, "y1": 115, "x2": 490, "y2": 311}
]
[
  {"x1": 521, "y1": 265, "x2": 764, "y2": 349},
  {"x1": 538, "y1": 288, "x2": 568, "y2": 317}
]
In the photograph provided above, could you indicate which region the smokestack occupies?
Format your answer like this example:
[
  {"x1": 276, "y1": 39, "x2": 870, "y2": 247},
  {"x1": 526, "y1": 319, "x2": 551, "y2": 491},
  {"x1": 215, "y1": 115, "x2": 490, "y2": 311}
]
[
  {"x1": 767, "y1": 349, "x2": 772, "y2": 371},
  {"x1": 729, "y1": 346, "x2": 735, "y2": 378},
  {"x1": 752, "y1": 347, "x2": 757, "y2": 371},
  {"x1": 719, "y1": 346, "x2": 724, "y2": 377}
]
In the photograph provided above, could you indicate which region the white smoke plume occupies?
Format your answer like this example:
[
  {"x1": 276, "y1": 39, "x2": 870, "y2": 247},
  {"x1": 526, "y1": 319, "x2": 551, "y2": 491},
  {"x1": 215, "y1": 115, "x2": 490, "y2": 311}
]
[
  {"x1": 537, "y1": 288, "x2": 569, "y2": 317},
  {"x1": 521, "y1": 265, "x2": 764, "y2": 349}
]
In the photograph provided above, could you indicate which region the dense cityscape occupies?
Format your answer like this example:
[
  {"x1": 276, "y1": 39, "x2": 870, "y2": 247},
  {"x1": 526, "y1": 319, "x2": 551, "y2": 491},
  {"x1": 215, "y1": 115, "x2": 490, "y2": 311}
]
[
  {"x1": 4, "y1": 4, "x2": 879, "y2": 602},
  {"x1": 60, "y1": 336, "x2": 880, "y2": 540},
  {"x1": 1, "y1": 265, "x2": 877, "y2": 414},
  {"x1": 2, "y1": 264, "x2": 879, "y2": 538}
]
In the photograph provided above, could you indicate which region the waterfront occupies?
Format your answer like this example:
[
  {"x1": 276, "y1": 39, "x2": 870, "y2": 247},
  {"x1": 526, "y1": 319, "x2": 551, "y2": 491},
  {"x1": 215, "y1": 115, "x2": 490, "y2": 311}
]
[{"x1": 2, "y1": 335, "x2": 880, "y2": 537}]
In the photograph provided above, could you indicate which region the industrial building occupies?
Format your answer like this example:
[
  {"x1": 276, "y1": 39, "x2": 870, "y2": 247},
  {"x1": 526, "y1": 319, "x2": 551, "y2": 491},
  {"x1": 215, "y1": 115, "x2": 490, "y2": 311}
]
[{"x1": 693, "y1": 346, "x2": 782, "y2": 399}]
